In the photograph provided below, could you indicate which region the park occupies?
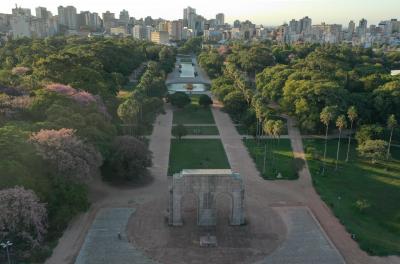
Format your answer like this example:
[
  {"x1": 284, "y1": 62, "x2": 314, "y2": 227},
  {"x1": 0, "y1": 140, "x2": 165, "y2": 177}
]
[{"x1": 0, "y1": 38, "x2": 399, "y2": 264}]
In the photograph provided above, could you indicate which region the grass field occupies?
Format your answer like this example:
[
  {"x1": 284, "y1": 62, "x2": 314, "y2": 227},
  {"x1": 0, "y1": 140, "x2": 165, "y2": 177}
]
[
  {"x1": 304, "y1": 139, "x2": 400, "y2": 255},
  {"x1": 244, "y1": 139, "x2": 299, "y2": 180},
  {"x1": 168, "y1": 139, "x2": 230, "y2": 175},
  {"x1": 173, "y1": 96, "x2": 215, "y2": 124},
  {"x1": 180, "y1": 125, "x2": 219, "y2": 135}
]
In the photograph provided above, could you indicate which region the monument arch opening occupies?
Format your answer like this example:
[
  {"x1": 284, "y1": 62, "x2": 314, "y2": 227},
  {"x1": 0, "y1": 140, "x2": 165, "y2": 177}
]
[{"x1": 169, "y1": 169, "x2": 245, "y2": 226}]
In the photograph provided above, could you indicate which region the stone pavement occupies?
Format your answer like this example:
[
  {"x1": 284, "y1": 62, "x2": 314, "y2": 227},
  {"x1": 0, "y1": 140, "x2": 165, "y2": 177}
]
[
  {"x1": 259, "y1": 207, "x2": 344, "y2": 264},
  {"x1": 75, "y1": 208, "x2": 157, "y2": 264}
]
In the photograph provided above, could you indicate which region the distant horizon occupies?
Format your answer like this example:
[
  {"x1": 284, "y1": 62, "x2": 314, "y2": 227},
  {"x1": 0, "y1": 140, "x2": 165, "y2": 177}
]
[{"x1": 1, "y1": 0, "x2": 400, "y2": 26}]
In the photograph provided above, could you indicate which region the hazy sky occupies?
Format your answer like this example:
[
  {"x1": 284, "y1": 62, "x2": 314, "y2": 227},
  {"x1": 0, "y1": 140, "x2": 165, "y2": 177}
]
[{"x1": 1, "y1": 0, "x2": 399, "y2": 26}]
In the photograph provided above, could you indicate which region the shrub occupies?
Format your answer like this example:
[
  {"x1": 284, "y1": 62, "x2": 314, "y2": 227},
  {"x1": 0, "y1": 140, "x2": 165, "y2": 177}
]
[
  {"x1": 102, "y1": 136, "x2": 152, "y2": 181},
  {"x1": 169, "y1": 92, "x2": 190, "y2": 108},
  {"x1": 198, "y1": 94, "x2": 213, "y2": 107}
]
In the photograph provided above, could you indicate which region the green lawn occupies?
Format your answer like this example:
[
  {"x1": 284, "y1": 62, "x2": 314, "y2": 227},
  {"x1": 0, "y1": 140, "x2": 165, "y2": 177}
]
[
  {"x1": 181, "y1": 125, "x2": 219, "y2": 135},
  {"x1": 173, "y1": 96, "x2": 215, "y2": 124},
  {"x1": 244, "y1": 139, "x2": 299, "y2": 180},
  {"x1": 304, "y1": 139, "x2": 400, "y2": 255},
  {"x1": 168, "y1": 139, "x2": 230, "y2": 175}
]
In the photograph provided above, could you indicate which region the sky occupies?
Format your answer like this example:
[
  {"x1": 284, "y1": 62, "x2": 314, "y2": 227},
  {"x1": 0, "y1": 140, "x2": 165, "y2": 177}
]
[{"x1": 1, "y1": 0, "x2": 399, "y2": 26}]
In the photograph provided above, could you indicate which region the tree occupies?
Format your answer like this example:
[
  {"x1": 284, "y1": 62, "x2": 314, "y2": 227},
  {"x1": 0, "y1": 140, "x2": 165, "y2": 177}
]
[
  {"x1": 169, "y1": 92, "x2": 191, "y2": 108},
  {"x1": 355, "y1": 124, "x2": 384, "y2": 146},
  {"x1": 263, "y1": 119, "x2": 275, "y2": 170},
  {"x1": 335, "y1": 115, "x2": 347, "y2": 170},
  {"x1": 118, "y1": 97, "x2": 140, "y2": 124},
  {"x1": 29, "y1": 128, "x2": 102, "y2": 183},
  {"x1": 320, "y1": 106, "x2": 336, "y2": 174},
  {"x1": 386, "y1": 114, "x2": 397, "y2": 160},
  {"x1": 223, "y1": 91, "x2": 248, "y2": 121},
  {"x1": 172, "y1": 124, "x2": 188, "y2": 140},
  {"x1": 198, "y1": 94, "x2": 213, "y2": 108},
  {"x1": 0, "y1": 186, "x2": 47, "y2": 251},
  {"x1": 346, "y1": 106, "x2": 358, "y2": 162},
  {"x1": 102, "y1": 136, "x2": 152, "y2": 181},
  {"x1": 357, "y1": 139, "x2": 387, "y2": 164}
]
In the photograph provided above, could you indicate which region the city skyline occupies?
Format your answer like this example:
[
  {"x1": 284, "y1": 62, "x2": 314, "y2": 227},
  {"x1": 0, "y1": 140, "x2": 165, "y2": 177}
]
[{"x1": 1, "y1": 0, "x2": 400, "y2": 26}]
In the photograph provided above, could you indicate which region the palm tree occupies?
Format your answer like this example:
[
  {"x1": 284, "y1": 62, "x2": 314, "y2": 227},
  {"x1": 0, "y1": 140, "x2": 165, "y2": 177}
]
[
  {"x1": 263, "y1": 119, "x2": 275, "y2": 172},
  {"x1": 335, "y1": 115, "x2": 347, "y2": 170},
  {"x1": 273, "y1": 120, "x2": 284, "y2": 148},
  {"x1": 273, "y1": 120, "x2": 284, "y2": 175},
  {"x1": 345, "y1": 106, "x2": 358, "y2": 162},
  {"x1": 386, "y1": 114, "x2": 397, "y2": 160},
  {"x1": 320, "y1": 106, "x2": 336, "y2": 174}
]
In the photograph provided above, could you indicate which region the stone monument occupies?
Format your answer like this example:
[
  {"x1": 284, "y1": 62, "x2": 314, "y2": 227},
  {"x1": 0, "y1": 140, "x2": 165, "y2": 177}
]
[{"x1": 169, "y1": 169, "x2": 245, "y2": 226}]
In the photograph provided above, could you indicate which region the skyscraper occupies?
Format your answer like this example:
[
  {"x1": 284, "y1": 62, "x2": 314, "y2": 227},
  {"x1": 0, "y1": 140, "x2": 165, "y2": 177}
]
[
  {"x1": 119, "y1": 9, "x2": 129, "y2": 24},
  {"x1": 216, "y1": 13, "x2": 225, "y2": 26},
  {"x1": 102, "y1": 11, "x2": 115, "y2": 33},
  {"x1": 357, "y1": 18, "x2": 368, "y2": 37},
  {"x1": 58, "y1": 6, "x2": 77, "y2": 30},
  {"x1": 183, "y1": 6, "x2": 196, "y2": 29},
  {"x1": 299, "y1": 16, "x2": 312, "y2": 34},
  {"x1": 35, "y1": 7, "x2": 49, "y2": 20},
  {"x1": 168, "y1": 20, "x2": 183, "y2": 41}
]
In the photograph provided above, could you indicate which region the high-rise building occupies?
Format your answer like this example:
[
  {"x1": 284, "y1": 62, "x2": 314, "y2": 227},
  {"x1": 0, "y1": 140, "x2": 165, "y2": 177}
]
[
  {"x1": 168, "y1": 20, "x2": 183, "y2": 41},
  {"x1": 216, "y1": 13, "x2": 225, "y2": 26},
  {"x1": 347, "y1": 20, "x2": 355, "y2": 40},
  {"x1": 183, "y1": 6, "x2": 196, "y2": 29},
  {"x1": 158, "y1": 21, "x2": 169, "y2": 32},
  {"x1": 78, "y1": 11, "x2": 101, "y2": 31},
  {"x1": 299, "y1": 16, "x2": 312, "y2": 34},
  {"x1": 348, "y1": 20, "x2": 355, "y2": 34},
  {"x1": 233, "y1": 20, "x2": 240, "y2": 28},
  {"x1": 12, "y1": 6, "x2": 31, "y2": 17},
  {"x1": 151, "y1": 31, "x2": 169, "y2": 44},
  {"x1": 357, "y1": 18, "x2": 368, "y2": 37},
  {"x1": 102, "y1": 11, "x2": 115, "y2": 33},
  {"x1": 119, "y1": 9, "x2": 129, "y2": 24},
  {"x1": 133, "y1": 24, "x2": 145, "y2": 40},
  {"x1": 289, "y1": 19, "x2": 299, "y2": 33},
  {"x1": 58, "y1": 6, "x2": 78, "y2": 30},
  {"x1": 35, "y1": 7, "x2": 49, "y2": 20}
]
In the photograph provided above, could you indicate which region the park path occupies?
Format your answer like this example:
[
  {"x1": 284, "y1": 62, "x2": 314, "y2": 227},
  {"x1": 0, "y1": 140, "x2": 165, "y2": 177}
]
[
  {"x1": 211, "y1": 101, "x2": 399, "y2": 264},
  {"x1": 45, "y1": 105, "x2": 173, "y2": 264}
]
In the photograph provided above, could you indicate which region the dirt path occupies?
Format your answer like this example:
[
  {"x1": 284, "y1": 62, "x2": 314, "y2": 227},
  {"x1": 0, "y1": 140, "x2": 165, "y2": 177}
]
[
  {"x1": 45, "y1": 106, "x2": 173, "y2": 264},
  {"x1": 211, "y1": 101, "x2": 400, "y2": 264}
]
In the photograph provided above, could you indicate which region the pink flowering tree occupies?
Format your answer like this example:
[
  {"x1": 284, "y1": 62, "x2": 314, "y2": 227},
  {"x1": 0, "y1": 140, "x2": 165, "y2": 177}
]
[
  {"x1": 45, "y1": 83, "x2": 110, "y2": 117},
  {"x1": 29, "y1": 128, "x2": 102, "y2": 183},
  {"x1": 11, "y1": 67, "x2": 31, "y2": 76},
  {"x1": 0, "y1": 186, "x2": 47, "y2": 250},
  {"x1": 45, "y1": 83, "x2": 76, "y2": 96}
]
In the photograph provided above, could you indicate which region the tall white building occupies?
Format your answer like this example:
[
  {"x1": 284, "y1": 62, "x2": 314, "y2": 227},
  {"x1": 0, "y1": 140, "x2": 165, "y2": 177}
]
[
  {"x1": 58, "y1": 6, "x2": 78, "y2": 30},
  {"x1": 133, "y1": 24, "x2": 145, "y2": 40},
  {"x1": 35, "y1": 7, "x2": 50, "y2": 20},
  {"x1": 216, "y1": 13, "x2": 225, "y2": 26},
  {"x1": 183, "y1": 6, "x2": 196, "y2": 29}
]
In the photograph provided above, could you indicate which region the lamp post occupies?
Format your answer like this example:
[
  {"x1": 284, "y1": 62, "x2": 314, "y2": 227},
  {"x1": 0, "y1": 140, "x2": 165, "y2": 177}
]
[{"x1": 1, "y1": 241, "x2": 12, "y2": 264}]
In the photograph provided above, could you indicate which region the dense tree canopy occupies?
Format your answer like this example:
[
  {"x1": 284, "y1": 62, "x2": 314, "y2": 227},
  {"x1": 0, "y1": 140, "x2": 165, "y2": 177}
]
[{"x1": 0, "y1": 36, "x2": 172, "y2": 261}]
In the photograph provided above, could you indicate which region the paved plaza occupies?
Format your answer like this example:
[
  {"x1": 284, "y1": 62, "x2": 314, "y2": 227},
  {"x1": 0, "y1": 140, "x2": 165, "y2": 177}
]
[{"x1": 74, "y1": 208, "x2": 157, "y2": 264}]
